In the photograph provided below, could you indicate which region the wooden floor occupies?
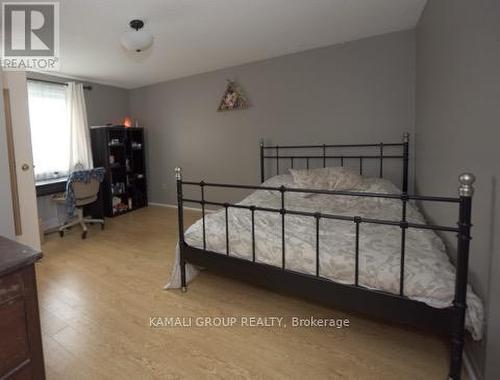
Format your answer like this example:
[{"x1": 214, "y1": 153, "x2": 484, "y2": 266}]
[{"x1": 36, "y1": 206, "x2": 453, "y2": 379}]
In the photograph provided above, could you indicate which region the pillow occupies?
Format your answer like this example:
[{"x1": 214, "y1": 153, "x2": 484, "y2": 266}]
[
  {"x1": 328, "y1": 167, "x2": 363, "y2": 190},
  {"x1": 289, "y1": 167, "x2": 362, "y2": 192}
]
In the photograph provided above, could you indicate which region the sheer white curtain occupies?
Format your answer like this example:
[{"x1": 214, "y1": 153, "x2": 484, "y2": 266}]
[
  {"x1": 67, "y1": 82, "x2": 93, "y2": 170},
  {"x1": 27, "y1": 81, "x2": 70, "y2": 180}
]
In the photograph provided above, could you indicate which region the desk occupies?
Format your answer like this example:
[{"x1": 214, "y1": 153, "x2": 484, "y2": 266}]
[
  {"x1": 35, "y1": 177, "x2": 67, "y2": 197},
  {"x1": 35, "y1": 178, "x2": 105, "y2": 221}
]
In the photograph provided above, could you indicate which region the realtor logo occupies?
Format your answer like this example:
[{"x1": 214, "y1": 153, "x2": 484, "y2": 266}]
[{"x1": 1, "y1": 2, "x2": 60, "y2": 70}]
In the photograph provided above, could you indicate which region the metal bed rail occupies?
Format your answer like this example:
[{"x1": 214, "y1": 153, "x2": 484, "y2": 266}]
[
  {"x1": 260, "y1": 133, "x2": 410, "y2": 192},
  {"x1": 179, "y1": 180, "x2": 462, "y2": 297}
]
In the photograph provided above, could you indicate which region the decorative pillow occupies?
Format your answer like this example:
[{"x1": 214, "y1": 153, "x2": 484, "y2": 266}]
[
  {"x1": 289, "y1": 167, "x2": 362, "y2": 192},
  {"x1": 289, "y1": 167, "x2": 330, "y2": 190},
  {"x1": 328, "y1": 167, "x2": 363, "y2": 190}
]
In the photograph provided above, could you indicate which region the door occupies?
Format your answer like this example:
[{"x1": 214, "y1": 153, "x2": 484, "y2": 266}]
[
  {"x1": 2, "y1": 71, "x2": 41, "y2": 251},
  {"x1": 0, "y1": 71, "x2": 15, "y2": 238}
]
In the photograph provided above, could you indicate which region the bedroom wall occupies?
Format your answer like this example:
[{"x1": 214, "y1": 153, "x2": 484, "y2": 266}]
[
  {"x1": 415, "y1": 0, "x2": 500, "y2": 378},
  {"x1": 130, "y1": 30, "x2": 415, "y2": 205},
  {"x1": 28, "y1": 72, "x2": 130, "y2": 231}
]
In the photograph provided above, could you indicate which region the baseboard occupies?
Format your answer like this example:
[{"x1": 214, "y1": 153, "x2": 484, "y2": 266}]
[
  {"x1": 148, "y1": 202, "x2": 214, "y2": 213},
  {"x1": 464, "y1": 348, "x2": 482, "y2": 380},
  {"x1": 41, "y1": 216, "x2": 62, "y2": 232}
]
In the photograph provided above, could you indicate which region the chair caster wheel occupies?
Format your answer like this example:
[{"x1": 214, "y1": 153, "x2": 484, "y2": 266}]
[
  {"x1": 82, "y1": 231, "x2": 87, "y2": 239},
  {"x1": 181, "y1": 286, "x2": 187, "y2": 293},
  {"x1": 59, "y1": 230, "x2": 64, "y2": 238}
]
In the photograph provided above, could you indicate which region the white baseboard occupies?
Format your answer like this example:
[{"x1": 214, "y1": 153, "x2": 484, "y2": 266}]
[
  {"x1": 42, "y1": 216, "x2": 62, "y2": 232},
  {"x1": 464, "y1": 349, "x2": 481, "y2": 380},
  {"x1": 148, "y1": 202, "x2": 214, "y2": 213}
]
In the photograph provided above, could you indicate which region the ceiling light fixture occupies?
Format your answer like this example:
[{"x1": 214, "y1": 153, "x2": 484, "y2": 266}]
[{"x1": 121, "y1": 19, "x2": 153, "y2": 52}]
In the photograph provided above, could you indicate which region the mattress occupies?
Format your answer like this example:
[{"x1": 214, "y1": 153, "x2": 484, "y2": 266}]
[{"x1": 166, "y1": 174, "x2": 484, "y2": 340}]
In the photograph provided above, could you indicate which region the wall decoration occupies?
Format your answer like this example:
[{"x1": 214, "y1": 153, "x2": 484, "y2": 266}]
[
  {"x1": 217, "y1": 80, "x2": 249, "y2": 112},
  {"x1": 123, "y1": 116, "x2": 132, "y2": 128}
]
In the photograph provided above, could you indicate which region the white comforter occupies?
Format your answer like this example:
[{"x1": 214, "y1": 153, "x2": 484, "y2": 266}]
[{"x1": 166, "y1": 175, "x2": 484, "y2": 340}]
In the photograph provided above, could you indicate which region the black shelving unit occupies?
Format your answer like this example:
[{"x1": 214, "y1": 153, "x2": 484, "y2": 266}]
[{"x1": 90, "y1": 126, "x2": 147, "y2": 217}]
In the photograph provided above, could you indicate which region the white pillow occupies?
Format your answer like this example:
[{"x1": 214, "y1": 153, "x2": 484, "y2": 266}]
[{"x1": 289, "y1": 167, "x2": 362, "y2": 192}]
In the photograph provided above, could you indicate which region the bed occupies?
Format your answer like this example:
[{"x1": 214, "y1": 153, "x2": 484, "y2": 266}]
[{"x1": 167, "y1": 134, "x2": 483, "y2": 380}]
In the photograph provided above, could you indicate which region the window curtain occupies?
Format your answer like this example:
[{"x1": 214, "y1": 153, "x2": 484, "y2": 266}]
[
  {"x1": 67, "y1": 82, "x2": 93, "y2": 170},
  {"x1": 27, "y1": 81, "x2": 70, "y2": 180}
]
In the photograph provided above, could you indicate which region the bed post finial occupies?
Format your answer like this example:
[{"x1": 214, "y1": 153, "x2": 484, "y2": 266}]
[
  {"x1": 403, "y1": 132, "x2": 410, "y2": 143},
  {"x1": 458, "y1": 173, "x2": 475, "y2": 197},
  {"x1": 175, "y1": 167, "x2": 182, "y2": 180}
]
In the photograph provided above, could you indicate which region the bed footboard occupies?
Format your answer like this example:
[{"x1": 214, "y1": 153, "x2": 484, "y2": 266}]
[{"x1": 173, "y1": 137, "x2": 474, "y2": 380}]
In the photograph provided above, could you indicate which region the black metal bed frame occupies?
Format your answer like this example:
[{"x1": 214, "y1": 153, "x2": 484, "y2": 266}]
[{"x1": 174, "y1": 133, "x2": 474, "y2": 379}]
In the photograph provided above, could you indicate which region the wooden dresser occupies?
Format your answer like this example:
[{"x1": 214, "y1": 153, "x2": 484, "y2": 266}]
[{"x1": 0, "y1": 237, "x2": 45, "y2": 379}]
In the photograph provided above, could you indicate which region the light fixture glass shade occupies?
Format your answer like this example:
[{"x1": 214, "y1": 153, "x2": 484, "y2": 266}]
[{"x1": 121, "y1": 30, "x2": 153, "y2": 52}]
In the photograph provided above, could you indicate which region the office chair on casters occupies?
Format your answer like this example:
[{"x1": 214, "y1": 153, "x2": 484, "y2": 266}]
[{"x1": 53, "y1": 168, "x2": 105, "y2": 239}]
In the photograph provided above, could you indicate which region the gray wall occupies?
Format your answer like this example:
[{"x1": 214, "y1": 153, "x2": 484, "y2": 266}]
[
  {"x1": 130, "y1": 30, "x2": 415, "y2": 205},
  {"x1": 85, "y1": 82, "x2": 130, "y2": 127},
  {"x1": 415, "y1": 0, "x2": 500, "y2": 378}
]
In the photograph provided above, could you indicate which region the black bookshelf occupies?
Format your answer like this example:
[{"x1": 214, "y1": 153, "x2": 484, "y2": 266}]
[{"x1": 90, "y1": 127, "x2": 147, "y2": 217}]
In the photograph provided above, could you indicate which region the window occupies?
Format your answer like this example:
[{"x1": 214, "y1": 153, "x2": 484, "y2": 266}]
[{"x1": 27, "y1": 80, "x2": 69, "y2": 181}]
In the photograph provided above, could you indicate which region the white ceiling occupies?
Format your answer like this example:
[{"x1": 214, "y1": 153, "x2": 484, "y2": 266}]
[{"x1": 55, "y1": 0, "x2": 427, "y2": 89}]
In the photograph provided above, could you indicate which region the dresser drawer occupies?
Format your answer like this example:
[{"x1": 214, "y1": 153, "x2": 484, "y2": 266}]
[
  {"x1": 0, "y1": 271, "x2": 24, "y2": 304},
  {"x1": 0, "y1": 297, "x2": 30, "y2": 376},
  {"x1": 8, "y1": 362, "x2": 33, "y2": 380}
]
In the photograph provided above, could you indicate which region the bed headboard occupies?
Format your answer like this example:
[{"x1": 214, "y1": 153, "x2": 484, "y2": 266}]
[{"x1": 259, "y1": 133, "x2": 410, "y2": 193}]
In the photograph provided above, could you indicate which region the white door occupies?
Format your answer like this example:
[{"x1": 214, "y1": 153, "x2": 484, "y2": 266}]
[
  {"x1": 2, "y1": 71, "x2": 41, "y2": 251},
  {"x1": 0, "y1": 71, "x2": 15, "y2": 238}
]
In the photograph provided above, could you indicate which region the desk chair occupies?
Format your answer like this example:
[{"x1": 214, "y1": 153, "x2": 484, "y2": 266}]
[{"x1": 53, "y1": 176, "x2": 105, "y2": 239}]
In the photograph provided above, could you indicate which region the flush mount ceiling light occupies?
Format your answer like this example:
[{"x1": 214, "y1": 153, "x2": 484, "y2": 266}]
[{"x1": 121, "y1": 19, "x2": 153, "y2": 52}]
